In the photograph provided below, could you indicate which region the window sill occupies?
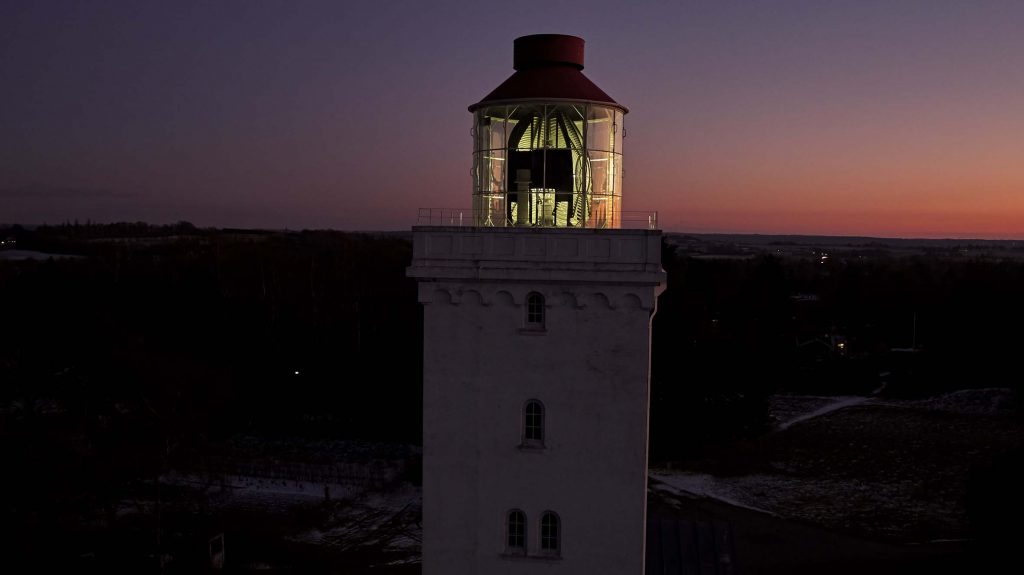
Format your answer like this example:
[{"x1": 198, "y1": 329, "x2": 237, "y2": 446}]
[
  {"x1": 500, "y1": 552, "x2": 562, "y2": 562},
  {"x1": 517, "y1": 442, "x2": 546, "y2": 453},
  {"x1": 518, "y1": 327, "x2": 547, "y2": 336}
]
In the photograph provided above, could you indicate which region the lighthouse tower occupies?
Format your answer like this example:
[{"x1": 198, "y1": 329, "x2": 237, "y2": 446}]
[{"x1": 409, "y1": 35, "x2": 665, "y2": 574}]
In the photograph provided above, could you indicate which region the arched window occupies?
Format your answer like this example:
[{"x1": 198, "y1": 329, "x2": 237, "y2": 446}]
[
  {"x1": 526, "y1": 292, "x2": 545, "y2": 327},
  {"x1": 523, "y1": 400, "x2": 545, "y2": 446},
  {"x1": 506, "y1": 509, "x2": 526, "y2": 552},
  {"x1": 540, "y1": 511, "x2": 560, "y2": 554}
]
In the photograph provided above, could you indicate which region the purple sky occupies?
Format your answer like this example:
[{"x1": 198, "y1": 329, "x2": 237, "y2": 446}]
[{"x1": 3, "y1": 1, "x2": 1023, "y2": 238}]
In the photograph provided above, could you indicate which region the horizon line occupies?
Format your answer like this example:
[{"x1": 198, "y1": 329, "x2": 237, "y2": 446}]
[{"x1": 3, "y1": 221, "x2": 1022, "y2": 244}]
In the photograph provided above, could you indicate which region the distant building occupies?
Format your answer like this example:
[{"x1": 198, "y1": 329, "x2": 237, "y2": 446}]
[{"x1": 409, "y1": 35, "x2": 666, "y2": 574}]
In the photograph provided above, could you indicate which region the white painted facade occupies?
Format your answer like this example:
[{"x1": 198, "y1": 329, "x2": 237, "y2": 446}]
[{"x1": 409, "y1": 226, "x2": 665, "y2": 574}]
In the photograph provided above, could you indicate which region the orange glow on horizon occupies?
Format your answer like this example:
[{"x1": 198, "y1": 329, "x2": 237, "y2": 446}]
[{"x1": 659, "y1": 206, "x2": 1024, "y2": 240}]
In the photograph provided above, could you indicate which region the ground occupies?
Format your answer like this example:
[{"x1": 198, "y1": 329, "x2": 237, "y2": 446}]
[
  {"x1": 91, "y1": 388, "x2": 1020, "y2": 571},
  {"x1": 650, "y1": 388, "x2": 1022, "y2": 573}
]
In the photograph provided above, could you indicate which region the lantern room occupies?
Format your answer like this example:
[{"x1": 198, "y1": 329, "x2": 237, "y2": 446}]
[{"x1": 469, "y1": 35, "x2": 626, "y2": 229}]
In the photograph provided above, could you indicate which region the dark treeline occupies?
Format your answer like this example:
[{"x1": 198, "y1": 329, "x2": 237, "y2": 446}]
[
  {"x1": 3, "y1": 223, "x2": 421, "y2": 440},
  {"x1": 2, "y1": 223, "x2": 1023, "y2": 560},
  {"x1": 2, "y1": 224, "x2": 420, "y2": 560},
  {"x1": 4, "y1": 223, "x2": 1023, "y2": 458},
  {"x1": 4, "y1": 224, "x2": 1024, "y2": 450},
  {"x1": 650, "y1": 241, "x2": 1024, "y2": 461}
]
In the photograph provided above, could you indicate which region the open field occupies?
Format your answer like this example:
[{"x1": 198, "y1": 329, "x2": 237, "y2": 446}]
[{"x1": 651, "y1": 388, "x2": 1022, "y2": 572}]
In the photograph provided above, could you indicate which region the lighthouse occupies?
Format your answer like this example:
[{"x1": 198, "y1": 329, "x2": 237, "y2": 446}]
[{"x1": 409, "y1": 34, "x2": 665, "y2": 574}]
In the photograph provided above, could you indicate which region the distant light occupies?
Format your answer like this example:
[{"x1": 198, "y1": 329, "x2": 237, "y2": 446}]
[{"x1": 294, "y1": 370, "x2": 300, "y2": 375}]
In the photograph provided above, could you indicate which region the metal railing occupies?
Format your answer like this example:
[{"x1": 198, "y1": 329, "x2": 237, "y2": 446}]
[
  {"x1": 417, "y1": 208, "x2": 659, "y2": 230},
  {"x1": 621, "y1": 211, "x2": 660, "y2": 230}
]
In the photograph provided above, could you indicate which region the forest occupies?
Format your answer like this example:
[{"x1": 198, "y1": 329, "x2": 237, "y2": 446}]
[{"x1": 2, "y1": 222, "x2": 1022, "y2": 568}]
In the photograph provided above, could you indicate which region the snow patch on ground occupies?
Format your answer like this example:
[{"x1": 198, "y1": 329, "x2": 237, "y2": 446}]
[
  {"x1": 775, "y1": 396, "x2": 871, "y2": 430},
  {"x1": 651, "y1": 470, "x2": 959, "y2": 540},
  {"x1": 291, "y1": 482, "x2": 422, "y2": 556},
  {"x1": 661, "y1": 389, "x2": 1020, "y2": 542},
  {"x1": 898, "y1": 388, "x2": 1017, "y2": 417},
  {"x1": 650, "y1": 472, "x2": 778, "y2": 516}
]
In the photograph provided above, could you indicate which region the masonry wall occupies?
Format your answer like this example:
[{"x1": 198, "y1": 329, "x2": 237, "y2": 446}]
[{"x1": 410, "y1": 227, "x2": 665, "y2": 575}]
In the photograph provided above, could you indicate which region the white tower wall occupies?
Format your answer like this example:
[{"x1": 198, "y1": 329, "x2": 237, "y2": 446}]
[{"x1": 410, "y1": 226, "x2": 665, "y2": 575}]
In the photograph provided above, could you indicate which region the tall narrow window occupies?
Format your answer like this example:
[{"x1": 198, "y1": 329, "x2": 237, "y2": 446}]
[
  {"x1": 526, "y1": 292, "x2": 545, "y2": 327},
  {"x1": 540, "y1": 511, "x2": 560, "y2": 554},
  {"x1": 507, "y1": 509, "x2": 526, "y2": 553},
  {"x1": 523, "y1": 400, "x2": 545, "y2": 446}
]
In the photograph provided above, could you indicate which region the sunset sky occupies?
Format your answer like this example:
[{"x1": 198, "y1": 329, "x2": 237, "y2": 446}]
[{"x1": 3, "y1": 0, "x2": 1022, "y2": 239}]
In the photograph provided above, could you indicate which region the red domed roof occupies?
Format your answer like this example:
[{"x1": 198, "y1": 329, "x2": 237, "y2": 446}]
[{"x1": 469, "y1": 34, "x2": 626, "y2": 113}]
